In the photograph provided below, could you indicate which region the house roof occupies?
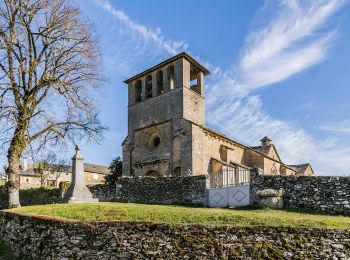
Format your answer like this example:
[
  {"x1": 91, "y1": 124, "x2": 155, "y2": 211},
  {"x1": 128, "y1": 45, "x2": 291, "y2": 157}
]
[
  {"x1": 20, "y1": 163, "x2": 110, "y2": 176},
  {"x1": 83, "y1": 163, "x2": 111, "y2": 175},
  {"x1": 287, "y1": 163, "x2": 313, "y2": 174},
  {"x1": 124, "y1": 52, "x2": 210, "y2": 84},
  {"x1": 20, "y1": 169, "x2": 40, "y2": 176}
]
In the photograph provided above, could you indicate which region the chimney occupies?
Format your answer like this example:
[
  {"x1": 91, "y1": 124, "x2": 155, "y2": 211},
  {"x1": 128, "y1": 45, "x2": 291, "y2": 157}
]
[
  {"x1": 22, "y1": 158, "x2": 28, "y2": 171},
  {"x1": 260, "y1": 136, "x2": 272, "y2": 146}
]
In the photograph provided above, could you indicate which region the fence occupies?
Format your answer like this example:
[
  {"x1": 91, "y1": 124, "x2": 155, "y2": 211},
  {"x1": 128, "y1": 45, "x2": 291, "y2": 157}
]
[{"x1": 208, "y1": 166, "x2": 250, "y2": 188}]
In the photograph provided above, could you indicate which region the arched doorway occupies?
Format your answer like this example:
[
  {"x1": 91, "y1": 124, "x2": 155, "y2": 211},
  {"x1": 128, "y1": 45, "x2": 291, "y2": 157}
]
[{"x1": 145, "y1": 170, "x2": 161, "y2": 177}]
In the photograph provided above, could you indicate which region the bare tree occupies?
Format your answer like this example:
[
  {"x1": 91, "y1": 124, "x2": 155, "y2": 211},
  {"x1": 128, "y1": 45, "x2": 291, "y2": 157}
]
[
  {"x1": 33, "y1": 152, "x2": 70, "y2": 188},
  {"x1": 0, "y1": 0, "x2": 105, "y2": 208}
]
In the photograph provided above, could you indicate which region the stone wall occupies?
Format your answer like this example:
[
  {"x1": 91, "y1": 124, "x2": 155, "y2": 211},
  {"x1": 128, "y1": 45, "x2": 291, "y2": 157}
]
[
  {"x1": 90, "y1": 176, "x2": 208, "y2": 206},
  {"x1": 0, "y1": 211, "x2": 349, "y2": 259},
  {"x1": 251, "y1": 171, "x2": 350, "y2": 215},
  {"x1": 0, "y1": 186, "x2": 64, "y2": 210},
  {"x1": 1, "y1": 176, "x2": 207, "y2": 209}
]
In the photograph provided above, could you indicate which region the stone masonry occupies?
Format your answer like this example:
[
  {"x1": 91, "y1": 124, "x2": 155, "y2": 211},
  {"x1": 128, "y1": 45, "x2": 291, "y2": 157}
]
[
  {"x1": 122, "y1": 52, "x2": 313, "y2": 180},
  {"x1": 64, "y1": 145, "x2": 98, "y2": 203},
  {"x1": 1, "y1": 211, "x2": 349, "y2": 259},
  {"x1": 90, "y1": 175, "x2": 208, "y2": 206},
  {"x1": 250, "y1": 170, "x2": 350, "y2": 215}
]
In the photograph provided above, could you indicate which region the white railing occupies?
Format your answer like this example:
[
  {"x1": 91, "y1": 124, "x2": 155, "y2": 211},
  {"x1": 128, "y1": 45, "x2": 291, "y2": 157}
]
[{"x1": 208, "y1": 166, "x2": 250, "y2": 188}]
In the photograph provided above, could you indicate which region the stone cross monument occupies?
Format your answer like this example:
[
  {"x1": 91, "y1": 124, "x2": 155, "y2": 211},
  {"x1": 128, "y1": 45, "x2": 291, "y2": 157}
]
[{"x1": 64, "y1": 145, "x2": 98, "y2": 203}]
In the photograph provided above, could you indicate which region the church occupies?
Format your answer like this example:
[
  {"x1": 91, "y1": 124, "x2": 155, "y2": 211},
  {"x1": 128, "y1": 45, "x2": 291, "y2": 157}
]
[{"x1": 122, "y1": 53, "x2": 314, "y2": 178}]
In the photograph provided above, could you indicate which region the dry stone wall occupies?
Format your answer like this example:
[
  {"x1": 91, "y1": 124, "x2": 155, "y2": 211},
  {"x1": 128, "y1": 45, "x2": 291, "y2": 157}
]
[
  {"x1": 1, "y1": 176, "x2": 208, "y2": 209},
  {"x1": 0, "y1": 212, "x2": 349, "y2": 259},
  {"x1": 90, "y1": 176, "x2": 208, "y2": 206},
  {"x1": 251, "y1": 171, "x2": 350, "y2": 215}
]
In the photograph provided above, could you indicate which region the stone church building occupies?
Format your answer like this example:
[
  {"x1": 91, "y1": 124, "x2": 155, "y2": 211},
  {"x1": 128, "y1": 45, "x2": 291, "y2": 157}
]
[{"x1": 122, "y1": 53, "x2": 314, "y2": 178}]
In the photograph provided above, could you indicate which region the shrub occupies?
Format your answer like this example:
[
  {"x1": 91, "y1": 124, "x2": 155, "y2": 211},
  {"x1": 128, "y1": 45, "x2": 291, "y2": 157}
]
[
  {"x1": 19, "y1": 187, "x2": 64, "y2": 206},
  {"x1": 105, "y1": 156, "x2": 122, "y2": 185}
]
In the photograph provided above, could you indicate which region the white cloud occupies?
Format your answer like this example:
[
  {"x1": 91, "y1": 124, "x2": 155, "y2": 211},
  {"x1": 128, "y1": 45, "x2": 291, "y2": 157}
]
[
  {"x1": 320, "y1": 119, "x2": 350, "y2": 134},
  {"x1": 207, "y1": 94, "x2": 350, "y2": 175},
  {"x1": 91, "y1": 0, "x2": 188, "y2": 55},
  {"x1": 239, "y1": 0, "x2": 345, "y2": 90},
  {"x1": 87, "y1": 0, "x2": 349, "y2": 175},
  {"x1": 206, "y1": 0, "x2": 349, "y2": 175}
]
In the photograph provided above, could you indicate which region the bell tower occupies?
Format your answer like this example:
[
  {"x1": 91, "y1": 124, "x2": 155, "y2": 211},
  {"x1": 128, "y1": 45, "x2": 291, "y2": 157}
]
[{"x1": 122, "y1": 52, "x2": 210, "y2": 177}]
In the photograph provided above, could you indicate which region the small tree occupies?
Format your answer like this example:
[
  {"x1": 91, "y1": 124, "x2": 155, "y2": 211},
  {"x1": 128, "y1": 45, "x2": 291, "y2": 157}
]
[
  {"x1": 0, "y1": 0, "x2": 105, "y2": 208},
  {"x1": 105, "y1": 156, "x2": 122, "y2": 185}
]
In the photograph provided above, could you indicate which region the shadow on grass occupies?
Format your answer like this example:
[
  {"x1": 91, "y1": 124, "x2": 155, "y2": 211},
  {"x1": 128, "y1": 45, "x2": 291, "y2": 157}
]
[{"x1": 234, "y1": 204, "x2": 348, "y2": 217}]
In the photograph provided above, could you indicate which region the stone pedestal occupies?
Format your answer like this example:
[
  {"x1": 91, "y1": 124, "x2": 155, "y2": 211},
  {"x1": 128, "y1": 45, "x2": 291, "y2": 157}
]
[
  {"x1": 64, "y1": 145, "x2": 98, "y2": 203},
  {"x1": 256, "y1": 188, "x2": 284, "y2": 209}
]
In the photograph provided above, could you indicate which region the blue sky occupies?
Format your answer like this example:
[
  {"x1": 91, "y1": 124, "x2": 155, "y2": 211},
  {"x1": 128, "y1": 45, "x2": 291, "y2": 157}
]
[
  {"x1": 3, "y1": 0, "x2": 349, "y2": 175},
  {"x1": 78, "y1": 0, "x2": 350, "y2": 176}
]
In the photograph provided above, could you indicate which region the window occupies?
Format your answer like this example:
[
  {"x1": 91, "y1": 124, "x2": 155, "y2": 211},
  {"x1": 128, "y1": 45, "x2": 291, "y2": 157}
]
[
  {"x1": 190, "y1": 79, "x2": 198, "y2": 92},
  {"x1": 220, "y1": 145, "x2": 228, "y2": 162},
  {"x1": 135, "y1": 80, "x2": 142, "y2": 102},
  {"x1": 148, "y1": 133, "x2": 161, "y2": 148},
  {"x1": 153, "y1": 137, "x2": 160, "y2": 147},
  {"x1": 156, "y1": 70, "x2": 164, "y2": 95},
  {"x1": 167, "y1": 65, "x2": 174, "y2": 90},
  {"x1": 190, "y1": 65, "x2": 202, "y2": 95},
  {"x1": 145, "y1": 75, "x2": 152, "y2": 98}
]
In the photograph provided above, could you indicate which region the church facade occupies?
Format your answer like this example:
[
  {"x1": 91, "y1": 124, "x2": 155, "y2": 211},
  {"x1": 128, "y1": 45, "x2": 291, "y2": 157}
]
[{"x1": 122, "y1": 53, "x2": 313, "y2": 177}]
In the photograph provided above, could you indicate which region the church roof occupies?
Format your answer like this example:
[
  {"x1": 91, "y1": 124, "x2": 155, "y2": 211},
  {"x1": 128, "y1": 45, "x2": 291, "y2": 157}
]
[
  {"x1": 124, "y1": 52, "x2": 210, "y2": 83},
  {"x1": 250, "y1": 144, "x2": 272, "y2": 156},
  {"x1": 201, "y1": 125, "x2": 282, "y2": 163},
  {"x1": 250, "y1": 144, "x2": 282, "y2": 162},
  {"x1": 199, "y1": 124, "x2": 305, "y2": 172}
]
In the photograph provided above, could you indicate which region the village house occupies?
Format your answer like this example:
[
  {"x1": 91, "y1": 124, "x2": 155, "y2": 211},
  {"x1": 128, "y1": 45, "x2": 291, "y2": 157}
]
[
  {"x1": 122, "y1": 52, "x2": 314, "y2": 178},
  {"x1": 18, "y1": 160, "x2": 110, "y2": 190}
]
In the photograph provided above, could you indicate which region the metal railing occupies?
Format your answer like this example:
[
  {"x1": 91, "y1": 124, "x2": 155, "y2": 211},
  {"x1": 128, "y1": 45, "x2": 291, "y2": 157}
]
[{"x1": 208, "y1": 166, "x2": 251, "y2": 188}]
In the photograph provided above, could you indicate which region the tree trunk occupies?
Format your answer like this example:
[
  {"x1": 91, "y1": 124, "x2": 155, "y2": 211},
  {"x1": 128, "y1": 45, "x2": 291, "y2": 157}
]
[
  {"x1": 6, "y1": 152, "x2": 21, "y2": 208},
  {"x1": 6, "y1": 127, "x2": 26, "y2": 208}
]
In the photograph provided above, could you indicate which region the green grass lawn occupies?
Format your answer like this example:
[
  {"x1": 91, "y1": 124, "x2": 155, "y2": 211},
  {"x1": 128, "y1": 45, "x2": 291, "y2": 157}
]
[{"x1": 6, "y1": 202, "x2": 350, "y2": 229}]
